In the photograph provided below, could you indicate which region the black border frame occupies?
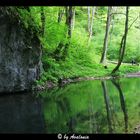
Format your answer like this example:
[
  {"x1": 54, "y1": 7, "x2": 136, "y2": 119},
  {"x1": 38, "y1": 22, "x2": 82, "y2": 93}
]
[
  {"x1": 0, "y1": 0, "x2": 140, "y2": 6},
  {"x1": 0, "y1": 1, "x2": 140, "y2": 139}
]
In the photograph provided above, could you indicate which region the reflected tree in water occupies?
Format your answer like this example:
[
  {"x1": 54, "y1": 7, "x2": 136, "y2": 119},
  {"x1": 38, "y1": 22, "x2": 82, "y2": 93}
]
[
  {"x1": 88, "y1": 91, "x2": 98, "y2": 133},
  {"x1": 111, "y1": 79, "x2": 128, "y2": 133},
  {"x1": 41, "y1": 78, "x2": 140, "y2": 133},
  {"x1": 101, "y1": 80, "x2": 113, "y2": 133},
  {"x1": 56, "y1": 97, "x2": 77, "y2": 133}
]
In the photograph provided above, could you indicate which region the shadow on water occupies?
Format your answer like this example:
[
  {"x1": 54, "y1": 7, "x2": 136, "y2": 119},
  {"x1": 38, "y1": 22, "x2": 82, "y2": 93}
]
[{"x1": 0, "y1": 92, "x2": 45, "y2": 133}]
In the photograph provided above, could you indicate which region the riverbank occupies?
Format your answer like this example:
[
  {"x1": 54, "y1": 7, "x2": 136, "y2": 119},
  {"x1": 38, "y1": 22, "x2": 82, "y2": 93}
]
[{"x1": 34, "y1": 69, "x2": 140, "y2": 91}]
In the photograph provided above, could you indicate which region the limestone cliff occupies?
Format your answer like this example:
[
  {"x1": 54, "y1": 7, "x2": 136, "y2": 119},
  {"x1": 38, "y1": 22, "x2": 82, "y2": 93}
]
[{"x1": 0, "y1": 7, "x2": 42, "y2": 93}]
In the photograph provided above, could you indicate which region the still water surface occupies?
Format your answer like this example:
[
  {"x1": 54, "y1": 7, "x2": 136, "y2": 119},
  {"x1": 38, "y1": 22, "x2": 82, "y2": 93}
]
[{"x1": 0, "y1": 77, "x2": 140, "y2": 133}]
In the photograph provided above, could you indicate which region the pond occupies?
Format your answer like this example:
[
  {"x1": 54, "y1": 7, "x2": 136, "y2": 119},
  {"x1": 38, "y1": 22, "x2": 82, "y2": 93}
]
[{"x1": 0, "y1": 77, "x2": 140, "y2": 133}]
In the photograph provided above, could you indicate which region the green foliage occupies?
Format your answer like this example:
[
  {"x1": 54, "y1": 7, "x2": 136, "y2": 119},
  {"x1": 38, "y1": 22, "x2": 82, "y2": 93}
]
[
  {"x1": 43, "y1": 22, "x2": 67, "y2": 52},
  {"x1": 14, "y1": 6, "x2": 140, "y2": 85},
  {"x1": 16, "y1": 7, "x2": 41, "y2": 35}
]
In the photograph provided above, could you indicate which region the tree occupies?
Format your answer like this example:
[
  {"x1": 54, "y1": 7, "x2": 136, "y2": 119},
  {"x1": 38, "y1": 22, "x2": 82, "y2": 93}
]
[
  {"x1": 72, "y1": 7, "x2": 75, "y2": 30},
  {"x1": 87, "y1": 6, "x2": 96, "y2": 42},
  {"x1": 111, "y1": 7, "x2": 129, "y2": 74},
  {"x1": 100, "y1": 7, "x2": 112, "y2": 64},
  {"x1": 40, "y1": 7, "x2": 45, "y2": 37},
  {"x1": 88, "y1": 7, "x2": 91, "y2": 34},
  {"x1": 58, "y1": 7, "x2": 65, "y2": 23},
  {"x1": 65, "y1": 6, "x2": 74, "y2": 38},
  {"x1": 53, "y1": 6, "x2": 74, "y2": 61},
  {"x1": 109, "y1": 7, "x2": 118, "y2": 46}
]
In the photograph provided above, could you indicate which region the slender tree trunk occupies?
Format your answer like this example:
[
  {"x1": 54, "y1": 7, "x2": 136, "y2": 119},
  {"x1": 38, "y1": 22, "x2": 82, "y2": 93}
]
[
  {"x1": 58, "y1": 7, "x2": 64, "y2": 23},
  {"x1": 68, "y1": 6, "x2": 73, "y2": 38},
  {"x1": 72, "y1": 7, "x2": 75, "y2": 30},
  {"x1": 101, "y1": 81, "x2": 113, "y2": 133},
  {"x1": 65, "y1": 6, "x2": 73, "y2": 38},
  {"x1": 100, "y1": 7, "x2": 112, "y2": 64},
  {"x1": 59, "y1": 6, "x2": 74, "y2": 61},
  {"x1": 109, "y1": 7, "x2": 117, "y2": 46},
  {"x1": 89, "y1": 7, "x2": 96, "y2": 39},
  {"x1": 87, "y1": 6, "x2": 96, "y2": 45},
  {"x1": 111, "y1": 80, "x2": 128, "y2": 133},
  {"x1": 112, "y1": 7, "x2": 129, "y2": 74},
  {"x1": 65, "y1": 6, "x2": 69, "y2": 25},
  {"x1": 40, "y1": 7, "x2": 45, "y2": 37},
  {"x1": 88, "y1": 7, "x2": 91, "y2": 33}
]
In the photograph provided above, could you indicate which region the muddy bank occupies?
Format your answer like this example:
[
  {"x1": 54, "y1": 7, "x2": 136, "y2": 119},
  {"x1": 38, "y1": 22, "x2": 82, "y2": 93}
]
[
  {"x1": 34, "y1": 71, "x2": 140, "y2": 91},
  {"x1": 33, "y1": 75, "x2": 118, "y2": 91},
  {"x1": 125, "y1": 72, "x2": 140, "y2": 77}
]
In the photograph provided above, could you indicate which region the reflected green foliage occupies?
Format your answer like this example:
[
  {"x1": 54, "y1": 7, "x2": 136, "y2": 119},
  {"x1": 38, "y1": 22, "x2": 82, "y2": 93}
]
[{"x1": 38, "y1": 78, "x2": 140, "y2": 133}]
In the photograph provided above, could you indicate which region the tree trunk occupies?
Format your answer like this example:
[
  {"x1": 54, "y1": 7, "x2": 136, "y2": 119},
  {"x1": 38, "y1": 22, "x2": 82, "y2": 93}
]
[
  {"x1": 58, "y1": 7, "x2": 64, "y2": 23},
  {"x1": 65, "y1": 6, "x2": 73, "y2": 38},
  {"x1": 100, "y1": 7, "x2": 112, "y2": 64},
  {"x1": 65, "y1": 6, "x2": 69, "y2": 25},
  {"x1": 89, "y1": 7, "x2": 96, "y2": 39},
  {"x1": 68, "y1": 6, "x2": 73, "y2": 38},
  {"x1": 88, "y1": 7, "x2": 96, "y2": 45},
  {"x1": 72, "y1": 7, "x2": 75, "y2": 30},
  {"x1": 40, "y1": 7, "x2": 45, "y2": 37},
  {"x1": 88, "y1": 7, "x2": 91, "y2": 33},
  {"x1": 111, "y1": 7, "x2": 129, "y2": 74},
  {"x1": 109, "y1": 7, "x2": 117, "y2": 46}
]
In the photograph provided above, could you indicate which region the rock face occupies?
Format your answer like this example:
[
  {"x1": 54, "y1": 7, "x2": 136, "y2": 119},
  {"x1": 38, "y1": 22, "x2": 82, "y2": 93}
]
[
  {"x1": 0, "y1": 8, "x2": 42, "y2": 93},
  {"x1": 134, "y1": 125, "x2": 140, "y2": 134}
]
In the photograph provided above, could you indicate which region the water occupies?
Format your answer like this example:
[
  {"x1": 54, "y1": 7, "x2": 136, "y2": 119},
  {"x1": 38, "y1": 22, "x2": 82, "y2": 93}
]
[
  {"x1": 0, "y1": 77, "x2": 140, "y2": 133},
  {"x1": 0, "y1": 93, "x2": 45, "y2": 133}
]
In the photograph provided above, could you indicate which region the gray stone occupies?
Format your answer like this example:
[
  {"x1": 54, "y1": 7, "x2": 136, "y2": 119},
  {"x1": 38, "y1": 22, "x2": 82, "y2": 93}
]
[{"x1": 0, "y1": 9, "x2": 42, "y2": 93}]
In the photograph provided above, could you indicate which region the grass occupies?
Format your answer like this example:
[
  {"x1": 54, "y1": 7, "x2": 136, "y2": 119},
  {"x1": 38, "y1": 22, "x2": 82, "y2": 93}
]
[{"x1": 37, "y1": 61, "x2": 140, "y2": 86}]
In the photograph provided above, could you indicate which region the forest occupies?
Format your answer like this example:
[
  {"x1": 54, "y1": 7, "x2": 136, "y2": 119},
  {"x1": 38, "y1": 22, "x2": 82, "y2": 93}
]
[
  {"x1": 10, "y1": 6, "x2": 140, "y2": 88},
  {"x1": 0, "y1": 6, "x2": 140, "y2": 134}
]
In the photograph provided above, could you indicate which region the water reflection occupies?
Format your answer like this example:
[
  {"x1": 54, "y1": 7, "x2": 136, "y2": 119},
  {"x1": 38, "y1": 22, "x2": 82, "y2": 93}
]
[
  {"x1": 101, "y1": 81, "x2": 113, "y2": 133},
  {"x1": 111, "y1": 79, "x2": 128, "y2": 133},
  {"x1": 0, "y1": 93, "x2": 45, "y2": 133},
  {"x1": 101, "y1": 79, "x2": 128, "y2": 133},
  {"x1": 0, "y1": 77, "x2": 139, "y2": 133},
  {"x1": 40, "y1": 78, "x2": 140, "y2": 133}
]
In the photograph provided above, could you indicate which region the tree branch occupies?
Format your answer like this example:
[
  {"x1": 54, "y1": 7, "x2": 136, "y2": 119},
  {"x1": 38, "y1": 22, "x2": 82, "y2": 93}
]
[{"x1": 128, "y1": 16, "x2": 139, "y2": 30}]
